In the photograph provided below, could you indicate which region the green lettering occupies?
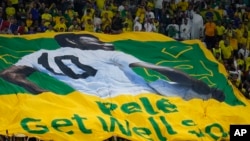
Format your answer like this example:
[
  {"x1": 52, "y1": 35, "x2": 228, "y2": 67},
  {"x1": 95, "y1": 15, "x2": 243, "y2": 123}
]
[
  {"x1": 110, "y1": 117, "x2": 131, "y2": 136},
  {"x1": 140, "y1": 97, "x2": 158, "y2": 115},
  {"x1": 182, "y1": 120, "x2": 196, "y2": 126},
  {"x1": 51, "y1": 119, "x2": 74, "y2": 134},
  {"x1": 205, "y1": 123, "x2": 228, "y2": 140},
  {"x1": 21, "y1": 118, "x2": 48, "y2": 134},
  {"x1": 97, "y1": 116, "x2": 131, "y2": 136},
  {"x1": 156, "y1": 98, "x2": 178, "y2": 113},
  {"x1": 121, "y1": 102, "x2": 142, "y2": 114},
  {"x1": 148, "y1": 117, "x2": 167, "y2": 141},
  {"x1": 160, "y1": 116, "x2": 177, "y2": 135},
  {"x1": 97, "y1": 116, "x2": 109, "y2": 132},
  {"x1": 188, "y1": 129, "x2": 204, "y2": 137},
  {"x1": 133, "y1": 127, "x2": 153, "y2": 141},
  {"x1": 96, "y1": 101, "x2": 117, "y2": 116},
  {"x1": 72, "y1": 114, "x2": 92, "y2": 134}
]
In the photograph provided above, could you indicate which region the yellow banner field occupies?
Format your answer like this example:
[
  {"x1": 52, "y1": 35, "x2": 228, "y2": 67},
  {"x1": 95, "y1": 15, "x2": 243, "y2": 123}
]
[{"x1": 0, "y1": 32, "x2": 250, "y2": 141}]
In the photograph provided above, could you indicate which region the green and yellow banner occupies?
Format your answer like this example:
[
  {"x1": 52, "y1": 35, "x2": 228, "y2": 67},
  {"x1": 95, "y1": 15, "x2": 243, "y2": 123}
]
[{"x1": 0, "y1": 32, "x2": 249, "y2": 141}]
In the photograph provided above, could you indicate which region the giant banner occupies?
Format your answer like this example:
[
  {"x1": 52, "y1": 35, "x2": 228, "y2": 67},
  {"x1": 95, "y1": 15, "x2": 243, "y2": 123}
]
[{"x1": 0, "y1": 32, "x2": 249, "y2": 141}]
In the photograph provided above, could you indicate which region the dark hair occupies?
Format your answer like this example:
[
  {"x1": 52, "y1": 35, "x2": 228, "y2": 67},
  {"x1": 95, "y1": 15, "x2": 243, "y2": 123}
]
[{"x1": 54, "y1": 33, "x2": 99, "y2": 48}]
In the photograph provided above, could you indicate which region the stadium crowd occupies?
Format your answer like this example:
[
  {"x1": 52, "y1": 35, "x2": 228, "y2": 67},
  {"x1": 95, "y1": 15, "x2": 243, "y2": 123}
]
[
  {"x1": 1, "y1": 0, "x2": 250, "y2": 96},
  {"x1": 0, "y1": 0, "x2": 250, "y2": 141}
]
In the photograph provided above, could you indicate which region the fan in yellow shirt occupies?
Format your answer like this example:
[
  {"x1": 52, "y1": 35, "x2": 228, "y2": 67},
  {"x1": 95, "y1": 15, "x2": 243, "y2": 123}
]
[
  {"x1": 41, "y1": 8, "x2": 52, "y2": 27},
  {"x1": 101, "y1": 6, "x2": 113, "y2": 19},
  {"x1": 147, "y1": 0, "x2": 154, "y2": 9},
  {"x1": 64, "y1": 6, "x2": 75, "y2": 21},
  {"x1": 230, "y1": 32, "x2": 239, "y2": 53},
  {"x1": 212, "y1": 42, "x2": 223, "y2": 63},
  {"x1": 136, "y1": 5, "x2": 146, "y2": 23},
  {"x1": 220, "y1": 38, "x2": 233, "y2": 60},
  {"x1": 96, "y1": 0, "x2": 105, "y2": 10},
  {"x1": 84, "y1": 19, "x2": 94, "y2": 32},
  {"x1": 26, "y1": 14, "x2": 33, "y2": 28},
  {"x1": 101, "y1": 12, "x2": 112, "y2": 31},
  {"x1": 6, "y1": 1, "x2": 16, "y2": 18},
  {"x1": 216, "y1": 21, "x2": 225, "y2": 41},
  {"x1": 123, "y1": 13, "x2": 133, "y2": 31},
  {"x1": 54, "y1": 18, "x2": 67, "y2": 32},
  {"x1": 170, "y1": 0, "x2": 177, "y2": 12},
  {"x1": 177, "y1": 0, "x2": 188, "y2": 11},
  {"x1": 53, "y1": 10, "x2": 64, "y2": 25},
  {"x1": 239, "y1": 31, "x2": 249, "y2": 48},
  {"x1": 81, "y1": 9, "x2": 93, "y2": 24}
]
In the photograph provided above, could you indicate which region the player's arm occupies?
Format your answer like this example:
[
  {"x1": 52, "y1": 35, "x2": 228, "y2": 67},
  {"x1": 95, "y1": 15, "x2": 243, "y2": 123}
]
[
  {"x1": 0, "y1": 65, "x2": 47, "y2": 94},
  {"x1": 129, "y1": 62, "x2": 212, "y2": 94}
]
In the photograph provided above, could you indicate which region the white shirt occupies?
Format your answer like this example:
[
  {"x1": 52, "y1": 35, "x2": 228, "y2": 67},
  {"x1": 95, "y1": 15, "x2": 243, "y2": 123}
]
[
  {"x1": 155, "y1": 0, "x2": 163, "y2": 9},
  {"x1": 145, "y1": 11, "x2": 155, "y2": 20},
  {"x1": 180, "y1": 23, "x2": 191, "y2": 40},
  {"x1": 144, "y1": 22, "x2": 156, "y2": 32},
  {"x1": 15, "y1": 48, "x2": 155, "y2": 97},
  {"x1": 118, "y1": 5, "x2": 125, "y2": 12},
  {"x1": 93, "y1": 17, "x2": 102, "y2": 26},
  {"x1": 166, "y1": 24, "x2": 180, "y2": 39},
  {"x1": 190, "y1": 13, "x2": 204, "y2": 39},
  {"x1": 238, "y1": 48, "x2": 249, "y2": 59},
  {"x1": 133, "y1": 20, "x2": 142, "y2": 31}
]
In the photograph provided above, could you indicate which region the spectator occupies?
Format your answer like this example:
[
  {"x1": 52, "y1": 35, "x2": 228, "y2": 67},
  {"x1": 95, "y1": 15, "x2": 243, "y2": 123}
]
[
  {"x1": 220, "y1": 37, "x2": 234, "y2": 61},
  {"x1": 204, "y1": 17, "x2": 217, "y2": 50},
  {"x1": 68, "y1": 18, "x2": 78, "y2": 32},
  {"x1": 28, "y1": 1, "x2": 41, "y2": 22},
  {"x1": 27, "y1": 26, "x2": 36, "y2": 34},
  {"x1": 81, "y1": 9, "x2": 93, "y2": 25},
  {"x1": 177, "y1": 0, "x2": 189, "y2": 12},
  {"x1": 111, "y1": 11, "x2": 123, "y2": 34},
  {"x1": 45, "y1": 24, "x2": 55, "y2": 32},
  {"x1": 180, "y1": 18, "x2": 191, "y2": 40},
  {"x1": 212, "y1": 42, "x2": 223, "y2": 63},
  {"x1": 26, "y1": 13, "x2": 33, "y2": 28},
  {"x1": 144, "y1": 18, "x2": 156, "y2": 32},
  {"x1": 133, "y1": 17, "x2": 142, "y2": 31},
  {"x1": 216, "y1": 20, "x2": 226, "y2": 42},
  {"x1": 93, "y1": 11, "x2": 102, "y2": 32},
  {"x1": 123, "y1": 12, "x2": 133, "y2": 32},
  {"x1": 84, "y1": 19, "x2": 94, "y2": 32},
  {"x1": 118, "y1": 1, "x2": 126, "y2": 12},
  {"x1": 135, "y1": 4, "x2": 146, "y2": 24},
  {"x1": 190, "y1": 8, "x2": 204, "y2": 39},
  {"x1": 17, "y1": 21, "x2": 28, "y2": 35},
  {"x1": 16, "y1": 2, "x2": 27, "y2": 23},
  {"x1": 101, "y1": 5, "x2": 113, "y2": 19},
  {"x1": 238, "y1": 43, "x2": 250, "y2": 60},
  {"x1": 230, "y1": 32, "x2": 239, "y2": 56},
  {"x1": 5, "y1": 1, "x2": 16, "y2": 19},
  {"x1": 52, "y1": 10, "x2": 63, "y2": 25},
  {"x1": 101, "y1": 12, "x2": 112, "y2": 32},
  {"x1": 9, "y1": 17, "x2": 18, "y2": 34},
  {"x1": 83, "y1": 1, "x2": 95, "y2": 18},
  {"x1": 154, "y1": 0, "x2": 163, "y2": 22},
  {"x1": 41, "y1": 7, "x2": 52, "y2": 27},
  {"x1": 166, "y1": 19, "x2": 180, "y2": 40},
  {"x1": 54, "y1": 17, "x2": 67, "y2": 32}
]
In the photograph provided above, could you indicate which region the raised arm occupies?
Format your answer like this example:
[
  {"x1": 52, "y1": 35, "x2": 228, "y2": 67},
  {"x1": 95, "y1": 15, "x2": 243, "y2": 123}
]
[{"x1": 0, "y1": 65, "x2": 47, "y2": 94}]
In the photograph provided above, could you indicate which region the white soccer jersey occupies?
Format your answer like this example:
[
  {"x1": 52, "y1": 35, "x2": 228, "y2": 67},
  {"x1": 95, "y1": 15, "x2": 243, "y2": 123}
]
[
  {"x1": 15, "y1": 47, "x2": 211, "y2": 100},
  {"x1": 15, "y1": 47, "x2": 156, "y2": 97}
]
